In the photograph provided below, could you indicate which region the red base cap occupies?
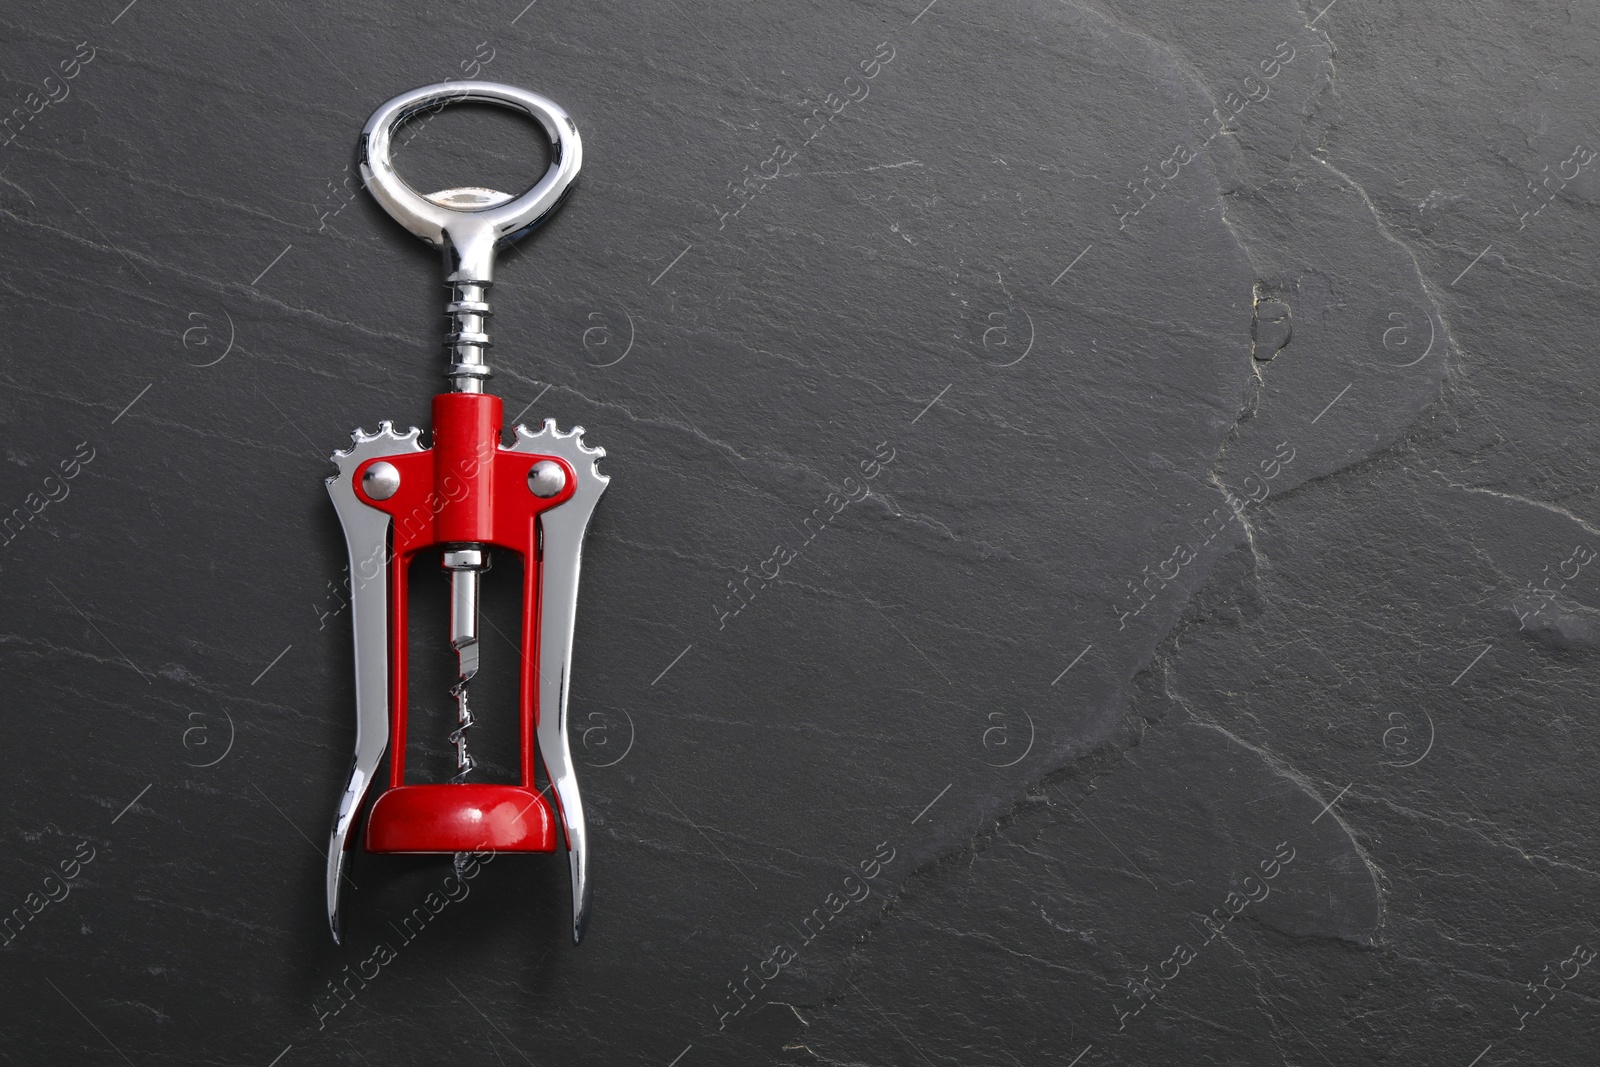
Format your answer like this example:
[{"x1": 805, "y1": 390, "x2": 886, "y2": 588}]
[{"x1": 364, "y1": 784, "x2": 557, "y2": 853}]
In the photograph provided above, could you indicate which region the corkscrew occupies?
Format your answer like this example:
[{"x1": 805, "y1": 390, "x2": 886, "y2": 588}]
[{"x1": 324, "y1": 82, "x2": 608, "y2": 944}]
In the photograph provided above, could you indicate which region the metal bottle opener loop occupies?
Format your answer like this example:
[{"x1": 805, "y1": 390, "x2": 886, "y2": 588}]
[
  {"x1": 358, "y1": 81, "x2": 582, "y2": 289},
  {"x1": 325, "y1": 81, "x2": 606, "y2": 946}
]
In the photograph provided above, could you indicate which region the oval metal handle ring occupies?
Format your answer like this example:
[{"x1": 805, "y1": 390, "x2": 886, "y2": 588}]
[{"x1": 358, "y1": 81, "x2": 582, "y2": 281}]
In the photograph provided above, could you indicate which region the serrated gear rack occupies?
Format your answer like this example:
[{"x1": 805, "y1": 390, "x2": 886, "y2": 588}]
[{"x1": 323, "y1": 82, "x2": 607, "y2": 945}]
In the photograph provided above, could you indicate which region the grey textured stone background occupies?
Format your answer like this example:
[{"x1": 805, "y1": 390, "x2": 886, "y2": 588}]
[{"x1": 2, "y1": 0, "x2": 1597, "y2": 1064}]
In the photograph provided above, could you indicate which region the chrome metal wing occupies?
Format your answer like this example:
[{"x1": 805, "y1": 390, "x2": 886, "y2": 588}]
[
  {"x1": 324, "y1": 422, "x2": 423, "y2": 943},
  {"x1": 508, "y1": 418, "x2": 609, "y2": 943}
]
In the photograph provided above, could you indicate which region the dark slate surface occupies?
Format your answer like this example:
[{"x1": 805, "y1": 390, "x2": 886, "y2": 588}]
[{"x1": 2, "y1": 0, "x2": 1597, "y2": 1063}]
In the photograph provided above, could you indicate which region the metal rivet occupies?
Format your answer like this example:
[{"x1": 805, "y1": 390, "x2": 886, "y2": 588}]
[
  {"x1": 528, "y1": 460, "x2": 566, "y2": 498},
  {"x1": 362, "y1": 461, "x2": 401, "y2": 500}
]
